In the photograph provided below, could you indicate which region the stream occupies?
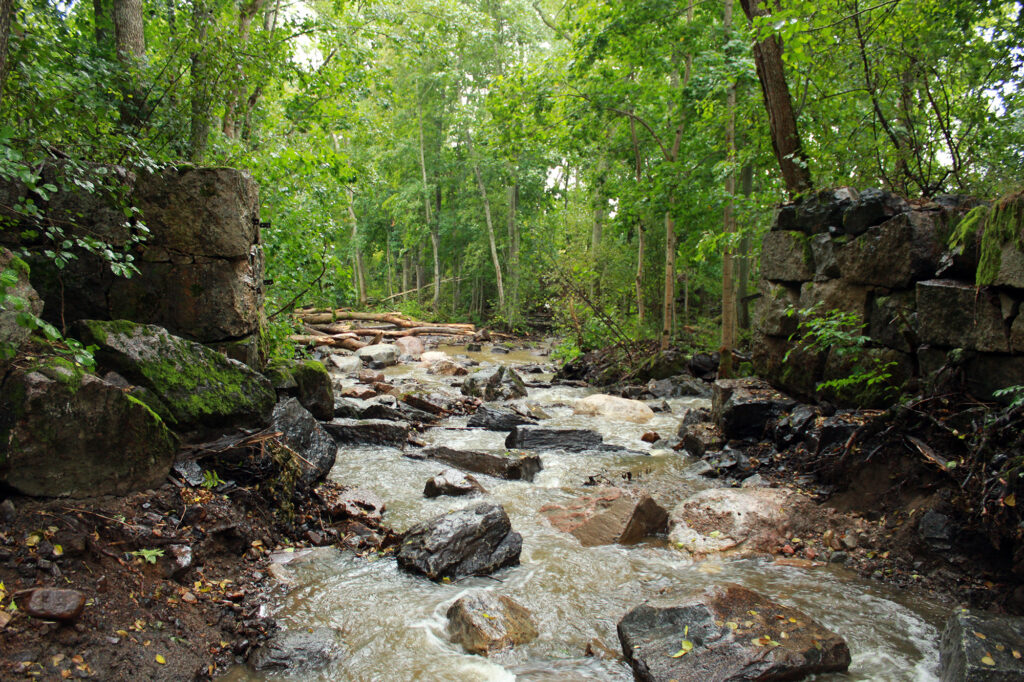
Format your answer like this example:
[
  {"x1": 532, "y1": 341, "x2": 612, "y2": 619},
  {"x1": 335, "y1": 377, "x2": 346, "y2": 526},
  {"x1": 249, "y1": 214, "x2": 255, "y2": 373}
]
[{"x1": 227, "y1": 344, "x2": 948, "y2": 681}]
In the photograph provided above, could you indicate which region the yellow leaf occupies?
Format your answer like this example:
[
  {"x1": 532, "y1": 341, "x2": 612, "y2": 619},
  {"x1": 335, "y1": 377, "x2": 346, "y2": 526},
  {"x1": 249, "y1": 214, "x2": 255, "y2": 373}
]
[
  {"x1": 671, "y1": 639, "x2": 694, "y2": 657},
  {"x1": 1005, "y1": 494, "x2": 1016, "y2": 507},
  {"x1": 747, "y1": 610, "x2": 758, "y2": 616},
  {"x1": 116, "y1": 630, "x2": 129, "y2": 637},
  {"x1": 155, "y1": 654, "x2": 166, "y2": 665},
  {"x1": 53, "y1": 545, "x2": 63, "y2": 557},
  {"x1": 1013, "y1": 649, "x2": 1021, "y2": 659},
  {"x1": 726, "y1": 621, "x2": 739, "y2": 630},
  {"x1": 996, "y1": 644, "x2": 1006, "y2": 652},
  {"x1": 789, "y1": 617, "x2": 798, "y2": 623},
  {"x1": 974, "y1": 631, "x2": 987, "y2": 640},
  {"x1": 981, "y1": 655, "x2": 995, "y2": 666}
]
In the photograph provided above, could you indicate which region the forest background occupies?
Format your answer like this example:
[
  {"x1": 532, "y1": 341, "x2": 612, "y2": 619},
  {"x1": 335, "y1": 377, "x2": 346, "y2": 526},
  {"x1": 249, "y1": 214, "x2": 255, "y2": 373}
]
[{"x1": 0, "y1": 0, "x2": 1021, "y2": 362}]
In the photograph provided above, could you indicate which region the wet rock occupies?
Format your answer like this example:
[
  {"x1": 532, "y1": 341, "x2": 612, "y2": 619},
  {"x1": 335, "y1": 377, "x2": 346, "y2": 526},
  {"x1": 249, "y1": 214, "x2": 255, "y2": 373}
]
[
  {"x1": 754, "y1": 281, "x2": 802, "y2": 338},
  {"x1": 574, "y1": 394, "x2": 655, "y2": 423},
  {"x1": 467, "y1": 405, "x2": 537, "y2": 431},
  {"x1": 268, "y1": 398, "x2": 336, "y2": 486},
  {"x1": 73, "y1": 319, "x2": 275, "y2": 432},
  {"x1": 424, "y1": 469, "x2": 487, "y2": 498},
  {"x1": 505, "y1": 425, "x2": 604, "y2": 452},
  {"x1": 446, "y1": 593, "x2": 538, "y2": 655},
  {"x1": 266, "y1": 359, "x2": 334, "y2": 421},
  {"x1": 641, "y1": 432, "x2": 660, "y2": 443},
  {"x1": 418, "y1": 446, "x2": 542, "y2": 482},
  {"x1": 918, "y1": 510, "x2": 953, "y2": 550},
  {"x1": 315, "y1": 484, "x2": 386, "y2": 526},
  {"x1": 585, "y1": 637, "x2": 621, "y2": 661},
  {"x1": 712, "y1": 378, "x2": 797, "y2": 440},
  {"x1": 394, "y1": 335, "x2": 424, "y2": 358},
  {"x1": 160, "y1": 544, "x2": 193, "y2": 580},
  {"x1": 357, "y1": 369, "x2": 385, "y2": 383},
  {"x1": 940, "y1": 608, "x2": 1024, "y2": 682},
  {"x1": 669, "y1": 487, "x2": 796, "y2": 557},
  {"x1": 804, "y1": 413, "x2": 860, "y2": 454},
  {"x1": 646, "y1": 376, "x2": 710, "y2": 399},
  {"x1": 332, "y1": 396, "x2": 367, "y2": 419},
  {"x1": 688, "y1": 352, "x2": 719, "y2": 380},
  {"x1": 0, "y1": 249, "x2": 43, "y2": 354},
  {"x1": 835, "y1": 210, "x2": 944, "y2": 288},
  {"x1": 356, "y1": 343, "x2": 400, "y2": 367},
  {"x1": 428, "y1": 359, "x2": 469, "y2": 376},
  {"x1": 917, "y1": 279, "x2": 1009, "y2": 353},
  {"x1": 843, "y1": 187, "x2": 910, "y2": 236},
  {"x1": 678, "y1": 423, "x2": 725, "y2": 458},
  {"x1": 491, "y1": 345, "x2": 510, "y2": 354},
  {"x1": 341, "y1": 385, "x2": 377, "y2": 400},
  {"x1": 0, "y1": 361, "x2": 178, "y2": 497},
  {"x1": 540, "y1": 488, "x2": 668, "y2": 546},
  {"x1": 16, "y1": 588, "x2": 87, "y2": 622},
  {"x1": 618, "y1": 583, "x2": 851, "y2": 682},
  {"x1": 466, "y1": 342, "x2": 483, "y2": 352},
  {"x1": 324, "y1": 418, "x2": 408, "y2": 447},
  {"x1": 327, "y1": 354, "x2": 362, "y2": 373},
  {"x1": 461, "y1": 365, "x2": 528, "y2": 401},
  {"x1": 361, "y1": 402, "x2": 436, "y2": 424},
  {"x1": 420, "y1": 350, "x2": 449, "y2": 365},
  {"x1": 402, "y1": 393, "x2": 450, "y2": 415},
  {"x1": 250, "y1": 627, "x2": 343, "y2": 671},
  {"x1": 397, "y1": 502, "x2": 522, "y2": 581},
  {"x1": 773, "y1": 404, "x2": 820, "y2": 449},
  {"x1": 761, "y1": 230, "x2": 815, "y2": 282}
]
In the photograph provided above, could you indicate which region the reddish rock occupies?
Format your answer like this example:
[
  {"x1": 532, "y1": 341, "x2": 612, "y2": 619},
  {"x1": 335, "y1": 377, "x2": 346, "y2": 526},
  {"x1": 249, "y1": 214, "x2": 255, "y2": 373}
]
[
  {"x1": 394, "y1": 336, "x2": 425, "y2": 358},
  {"x1": 372, "y1": 381, "x2": 399, "y2": 396},
  {"x1": 424, "y1": 469, "x2": 486, "y2": 498},
  {"x1": 641, "y1": 431, "x2": 660, "y2": 443},
  {"x1": 315, "y1": 484, "x2": 385, "y2": 527},
  {"x1": 357, "y1": 369, "x2": 385, "y2": 384},
  {"x1": 341, "y1": 385, "x2": 377, "y2": 400},
  {"x1": 539, "y1": 488, "x2": 668, "y2": 547},
  {"x1": 16, "y1": 588, "x2": 87, "y2": 622}
]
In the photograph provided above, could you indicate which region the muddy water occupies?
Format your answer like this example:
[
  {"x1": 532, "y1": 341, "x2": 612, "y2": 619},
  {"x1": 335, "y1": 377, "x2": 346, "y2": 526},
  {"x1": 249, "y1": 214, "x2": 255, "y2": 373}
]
[{"x1": 229, "y1": 345, "x2": 948, "y2": 681}]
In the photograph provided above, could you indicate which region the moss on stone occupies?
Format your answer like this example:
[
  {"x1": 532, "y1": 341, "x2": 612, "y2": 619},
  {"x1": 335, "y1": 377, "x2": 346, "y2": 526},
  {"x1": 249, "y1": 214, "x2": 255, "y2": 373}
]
[{"x1": 30, "y1": 356, "x2": 87, "y2": 393}]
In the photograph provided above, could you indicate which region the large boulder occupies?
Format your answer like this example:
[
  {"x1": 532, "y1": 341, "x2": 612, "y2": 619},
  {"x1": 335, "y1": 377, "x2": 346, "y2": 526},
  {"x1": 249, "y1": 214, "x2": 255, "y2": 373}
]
[
  {"x1": 669, "y1": 487, "x2": 796, "y2": 558},
  {"x1": 73, "y1": 320, "x2": 275, "y2": 433},
  {"x1": 416, "y1": 445, "x2": 542, "y2": 482},
  {"x1": 424, "y1": 469, "x2": 486, "y2": 498},
  {"x1": 573, "y1": 394, "x2": 655, "y2": 424},
  {"x1": 0, "y1": 359, "x2": 178, "y2": 497},
  {"x1": 461, "y1": 365, "x2": 528, "y2": 401},
  {"x1": 505, "y1": 425, "x2": 605, "y2": 452},
  {"x1": 268, "y1": 398, "x2": 336, "y2": 486},
  {"x1": 753, "y1": 281, "x2": 801, "y2": 338},
  {"x1": 539, "y1": 488, "x2": 668, "y2": 546},
  {"x1": 760, "y1": 230, "x2": 814, "y2": 283},
  {"x1": 323, "y1": 418, "x2": 409, "y2": 447},
  {"x1": 266, "y1": 359, "x2": 334, "y2": 421},
  {"x1": 394, "y1": 335, "x2": 424, "y2": 358},
  {"x1": 940, "y1": 608, "x2": 1024, "y2": 682},
  {"x1": 712, "y1": 378, "x2": 797, "y2": 440},
  {"x1": 917, "y1": 279, "x2": 1009, "y2": 352},
  {"x1": 618, "y1": 584, "x2": 851, "y2": 682},
  {"x1": 356, "y1": 343, "x2": 399, "y2": 367},
  {"x1": 842, "y1": 187, "x2": 910, "y2": 236},
  {"x1": 0, "y1": 248, "x2": 43, "y2": 353},
  {"x1": 396, "y1": 502, "x2": 522, "y2": 581},
  {"x1": 467, "y1": 405, "x2": 537, "y2": 431},
  {"x1": 835, "y1": 211, "x2": 944, "y2": 288},
  {"x1": 446, "y1": 593, "x2": 538, "y2": 655}
]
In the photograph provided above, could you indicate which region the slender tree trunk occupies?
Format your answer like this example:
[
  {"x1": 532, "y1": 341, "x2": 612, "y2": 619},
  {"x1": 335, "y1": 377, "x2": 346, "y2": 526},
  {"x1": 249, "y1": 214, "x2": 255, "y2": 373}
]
[
  {"x1": 468, "y1": 135, "x2": 505, "y2": 310},
  {"x1": 223, "y1": 0, "x2": 266, "y2": 138},
  {"x1": 737, "y1": 163, "x2": 754, "y2": 330},
  {"x1": 93, "y1": 0, "x2": 113, "y2": 53},
  {"x1": 385, "y1": 240, "x2": 394, "y2": 299},
  {"x1": 739, "y1": 0, "x2": 812, "y2": 197},
  {"x1": 188, "y1": 0, "x2": 212, "y2": 162},
  {"x1": 0, "y1": 0, "x2": 12, "y2": 106},
  {"x1": 720, "y1": 0, "x2": 738, "y2": 378},
  {"x1": 415, "y1": 246, "x2": 424, "y2": 303},
  {"x1": 346, "y1": 188, "x2": 367, "y2": 307},
  {"x1": 401, "y1": 252, "x2": 410, "y2": 301},
  {"x1": 661, "y1": 208, "x2": 676, "y2": 351},
  {"x1": 417, "y1": 98, "x2": 441, "y2": 309},
  {"x1": 506, "y1": 181, "x2": 519, "y2": 323},
  {"x1": 629, "y1": 118, "x2": 646, "y2": 327}
]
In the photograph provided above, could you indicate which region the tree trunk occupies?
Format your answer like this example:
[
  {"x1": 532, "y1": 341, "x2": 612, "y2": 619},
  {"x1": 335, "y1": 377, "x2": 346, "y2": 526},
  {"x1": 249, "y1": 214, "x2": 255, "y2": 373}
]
[
  {"x1": 629, "y1": 118, "x2": 645, "y2": 327},
  {"x1": 506, "y1": 181, "x2": 520, "y2": 323},
  {"x1": 469, "y1": 142, "x2": 505, "y2": 310},
  {"x1": 416, "y1": 98, "x2": 440, "y2": 309},
  {"x1": 346, "y1": 189, "x2": 367, "y2": 307},
  {"x1": 720, "y1": 0, "x2": 738, "y2": 378},
  {"x1": 188, "y1": 0, "x2": 212, "y2": 162},
  {"x1": 402, "y1": 251, "x2": 410, "y2": 301},
  {"x1": 739, "y1": 0, "x2": 812, "y2": 197},
  {"x1": 112, "y1": 0, "x2": 146, "y2": 128},
  {"x1": 737, "y1": 162, "x2": 754, "y2": 330},
  {"x1": 660, "y1": 208, "x2": 676, "y2": 351},
  {"x1": 223, "y1": 0, "x2": 266, "y2": 138},
  {"x1": 0, "y1": 0, "x2": 12, "y2": 107}
]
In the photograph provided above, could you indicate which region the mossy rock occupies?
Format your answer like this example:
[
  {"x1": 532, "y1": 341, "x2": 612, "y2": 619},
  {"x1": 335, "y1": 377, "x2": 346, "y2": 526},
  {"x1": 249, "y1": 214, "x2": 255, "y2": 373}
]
[
  {"x1": 292, "y1": 360, "x2": 334, "y2": 421},
  {"x1": 0, "y1": 359, "x2": 178, "y2": 497},
  {"x1": 73, "y1": 319, "x2": 275, "y2": 433}
]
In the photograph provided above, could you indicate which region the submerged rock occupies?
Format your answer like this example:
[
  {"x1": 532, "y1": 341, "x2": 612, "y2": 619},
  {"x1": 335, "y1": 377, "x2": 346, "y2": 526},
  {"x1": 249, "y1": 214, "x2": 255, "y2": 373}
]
[
  {"x1": 250, "y1": 627, "x2": 344, "y2": 672},
  {"x1": 324, "y1": 418, "x2": 409, "y2": 447},
  {"x1": 73, "y1": 319, "x2": 275, "y2": 433},
  {"x1": 397, "y1": 502, "x2": 522, "y2": 581},
  {"x1": 446, "y1": 592, "x2": 538, "y2": 655},
  {"x1": 424, "y1": 469, "x2": 487, "y2": 498},
  {"x1": 505, "y1": 425, "x2": 605, "y2": 452},
  {"x1": 618, "y1": 584, "x2": 851, "y2": 682},
  {"x1": 539, "y1": 488, "x2": 668, "y2": 546},
  {"x1": 417, "y1": 445, "x2": 542, "y2": 482},
  {"x1": 574, "y1": 394, "x2": 655, "y2": 423},
  {"x1": 940, "y1": 608, "x2": 1024, "y2": 682},
  {"x1": 0, "y1": 360, "x2": 178, "y2": 497},
  {"x1": 467, "y1": 404, "x2": 537, "y2": 431}
]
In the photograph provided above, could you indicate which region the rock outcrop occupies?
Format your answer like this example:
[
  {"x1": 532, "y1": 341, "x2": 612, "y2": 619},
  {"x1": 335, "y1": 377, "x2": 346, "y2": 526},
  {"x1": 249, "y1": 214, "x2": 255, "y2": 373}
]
[
  {"x1": 940, "y1": 608, "x2": 1024, "y2": 682},
  {"x1": 461, "y1": 365, "x2": 528, "y2": 401},
  {"x1": 669, "y1": 487, "x2": 796, "y2": 558},
  {"x1": 540, "y1": 488, "x2": 668, "y2": 546}
]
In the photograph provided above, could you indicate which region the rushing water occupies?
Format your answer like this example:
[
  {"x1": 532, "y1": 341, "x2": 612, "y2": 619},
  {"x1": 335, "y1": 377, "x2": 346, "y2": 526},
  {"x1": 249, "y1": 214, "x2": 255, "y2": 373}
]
[{"x1": 228, "y1": 345, "x2": 949, "y2": 681}]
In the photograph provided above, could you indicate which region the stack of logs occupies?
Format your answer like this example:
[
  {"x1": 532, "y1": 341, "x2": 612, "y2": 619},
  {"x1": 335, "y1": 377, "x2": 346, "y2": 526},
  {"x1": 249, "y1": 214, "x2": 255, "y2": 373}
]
[{"x1": 289, "y1": 309, "x2": 477, "y2": 351}]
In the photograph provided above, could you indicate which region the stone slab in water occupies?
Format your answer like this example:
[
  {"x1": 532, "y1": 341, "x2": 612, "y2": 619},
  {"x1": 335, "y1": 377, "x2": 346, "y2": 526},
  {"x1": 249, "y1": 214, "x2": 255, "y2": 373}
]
[
  {"x1": 540, "y1": 487, "x2": 667, "y2": 546},
  {"x1": 467, "y1": 404, "x2": 537, "y2": 431},
  {"x1": 940, "y1": 608, "x2": 1024, "y2": 681},
  {"x1": 356, "y1": 343, "x2": 400, "y2": 367},
  {"x1": 505, "y1": 425, "x2": 604, "y2": 452},
  {"x1": 324, "y1": 418, "x2": 409, "y2": 447},
  {"x1": 249, "y1": 627, "x2": 344, "y2": 671},
  {"x1": 618, "y1": 583, "x2": 851, "y2": 682},
  {"x1": 397, "y1": 502, "x2": 522, "y2": 581},
  {"x1": 424, "y1": 469, "x2": 486, "y2": 498},
  {"x1": 419, "y1": 445, "x2": 541, "y2": 482},
  {"x1": 461, "y1": 365, "x2": 528, "y2": 401}
]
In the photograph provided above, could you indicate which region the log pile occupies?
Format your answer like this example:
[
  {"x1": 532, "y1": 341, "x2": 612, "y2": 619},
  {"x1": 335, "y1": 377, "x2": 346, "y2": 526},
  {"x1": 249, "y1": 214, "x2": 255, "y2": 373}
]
[{"x1": 288, "y1": 309, "x2": 477, "y2": 350}]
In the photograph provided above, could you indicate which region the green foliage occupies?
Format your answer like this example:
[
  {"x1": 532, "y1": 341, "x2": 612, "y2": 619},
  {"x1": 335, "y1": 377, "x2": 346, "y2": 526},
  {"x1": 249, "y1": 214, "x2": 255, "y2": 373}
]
[
  {"x1": 993, "y1": 385, "x2": 1024, "y2": 410},
  {"x1": 785, "y1": 304, "x2": 899, "y2": 405},
  {"x1": 129, "y1": 548, "x2": 165, "y2": 564},
  {"x1": 201, "y1": 469, "x2": 225, "y2": 489}
]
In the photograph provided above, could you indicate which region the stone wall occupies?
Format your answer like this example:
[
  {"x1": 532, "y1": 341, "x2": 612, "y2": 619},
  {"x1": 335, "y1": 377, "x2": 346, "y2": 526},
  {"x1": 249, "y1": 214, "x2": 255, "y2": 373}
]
[
  {"x1": 0, "y1": 166, "x2": 264, "y2": 363},
  {"x1": 753, "y1": 187, "x2": 1024, "y2": 403}
]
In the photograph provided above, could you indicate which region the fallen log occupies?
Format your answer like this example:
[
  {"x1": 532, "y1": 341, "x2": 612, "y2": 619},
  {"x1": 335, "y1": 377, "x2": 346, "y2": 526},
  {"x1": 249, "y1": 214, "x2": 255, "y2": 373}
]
[
  {"x1": 307, "y1": 325, "x2": 476, "y2": 338},
  {"x1": 296, "y1": 309, "x2": 475, "y2": 332},
  {"x1": 289, "y1": 334, "x2": 367, "y2": 351}
]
